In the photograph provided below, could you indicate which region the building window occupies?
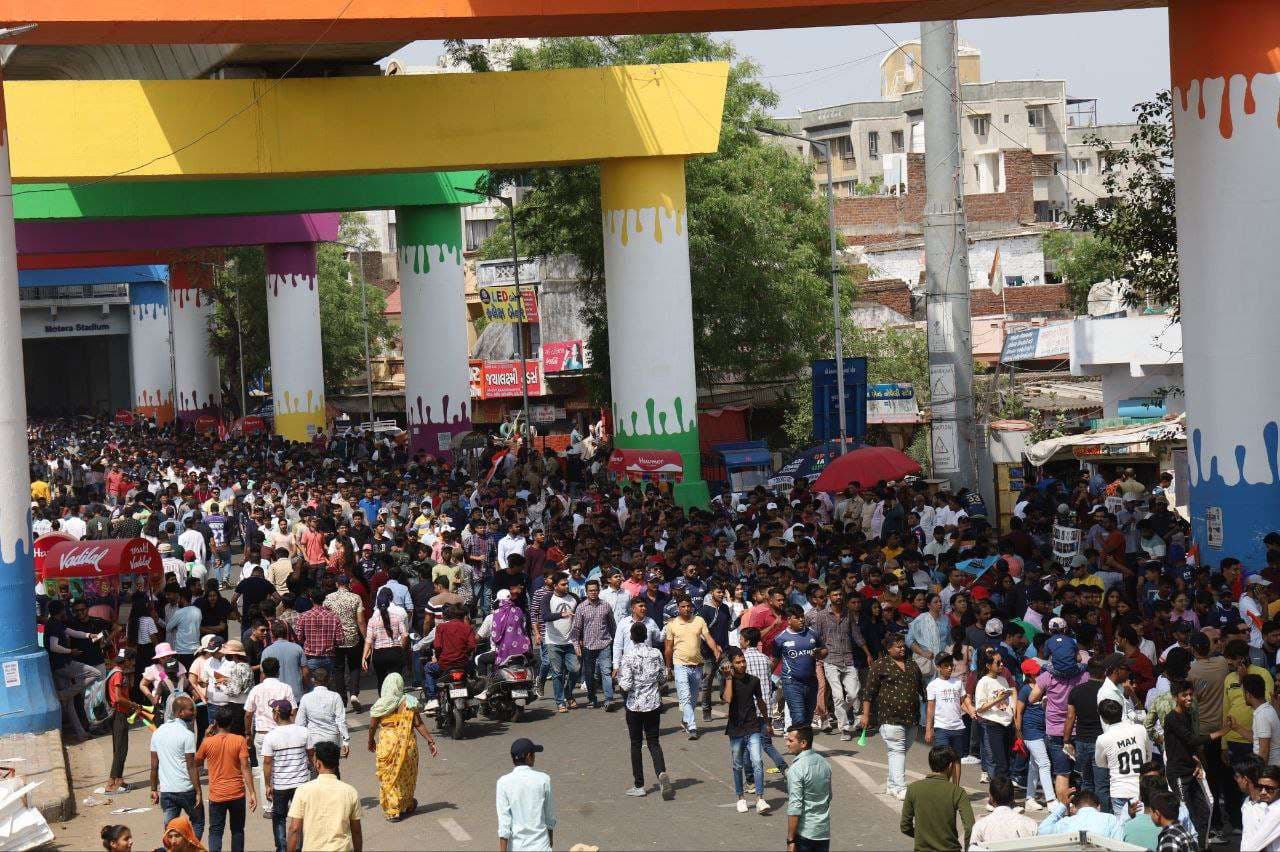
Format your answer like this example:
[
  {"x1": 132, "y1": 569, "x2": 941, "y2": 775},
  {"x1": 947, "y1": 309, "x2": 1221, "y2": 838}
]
[
  {"x1": 868, "y1": 131, "x2": 879, "y2": 158},
  {"x1": 971, "y1": 116, "x2": 989, "y2": 136},
  {"x1": 1072, "y1": 157, "x2": 1092, "y2": 175},
  {"x1": 386, "y1": 222, "x2": 397, "y2": 252},
  {"x1": 890, "y1": 130, "x2": 904, "y2": 152},
  {"x1": 465, "y1": 218, "x2": 498, "y2": 252},
  {"x1": 1027, "y1": 106, "x2": 1046, "y2": 128},
  {"x1": 834, "y1": 135, "x2": 855, "y2": 163}
]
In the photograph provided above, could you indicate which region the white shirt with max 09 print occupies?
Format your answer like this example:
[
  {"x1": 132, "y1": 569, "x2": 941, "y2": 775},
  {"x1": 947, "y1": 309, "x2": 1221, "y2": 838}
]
[{"x1": 1094, "y1": 720, "x2": 1150, "y2": 801}]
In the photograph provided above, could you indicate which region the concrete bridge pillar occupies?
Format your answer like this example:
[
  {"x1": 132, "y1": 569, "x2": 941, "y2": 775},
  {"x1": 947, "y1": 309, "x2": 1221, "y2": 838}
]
[
  {"x1": 395, "y1": 206, "x2": 471, "y2": 458},
  {"x1": 266, "y1": 243, "x2": 325, "y2": 442},
  {"x1": 599, "y1": 157, "x2": 708, "y2": 508},
  {"x1": 1171, "y1": 0, "x2": 1280, "y2": 567}
]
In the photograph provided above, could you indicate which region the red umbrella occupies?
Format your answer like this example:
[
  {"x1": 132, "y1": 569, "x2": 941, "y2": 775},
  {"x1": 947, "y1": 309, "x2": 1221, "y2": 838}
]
[{"x1": 811, "y1": 446, "x2": 922, "y2": 492}]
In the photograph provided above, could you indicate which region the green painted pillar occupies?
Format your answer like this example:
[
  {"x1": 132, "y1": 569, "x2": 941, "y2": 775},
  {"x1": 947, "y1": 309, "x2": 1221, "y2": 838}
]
[{"x1": 600, "y1": 157, "x2": 708, "y2": 508}]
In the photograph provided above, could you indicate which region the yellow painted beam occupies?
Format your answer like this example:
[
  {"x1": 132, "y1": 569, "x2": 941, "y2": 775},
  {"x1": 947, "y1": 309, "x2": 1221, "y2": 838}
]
[{"x1": 7, "y1": 63, "x2": 728, "y2": 183}]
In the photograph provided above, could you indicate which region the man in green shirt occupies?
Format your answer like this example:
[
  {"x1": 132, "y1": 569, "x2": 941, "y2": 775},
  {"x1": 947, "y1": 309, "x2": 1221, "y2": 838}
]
[
  {"x1": 900, "y1": 746, "x2": 974, "y2": 852},
  {"x1": 785, "y1": 725, "x2": 831, "y2": 852}
]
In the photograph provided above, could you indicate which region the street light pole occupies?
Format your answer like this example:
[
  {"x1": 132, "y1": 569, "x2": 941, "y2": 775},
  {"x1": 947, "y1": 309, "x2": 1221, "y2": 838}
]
[
  {"x1": 455, "y1": 187, "x2": 534, "y2": 445},
  {"x1": 758, "y1": 126, "x2": 848, "y2": 454},
  {"x1": 337, "y1": 241, "x2": 375, "y2": 428}
]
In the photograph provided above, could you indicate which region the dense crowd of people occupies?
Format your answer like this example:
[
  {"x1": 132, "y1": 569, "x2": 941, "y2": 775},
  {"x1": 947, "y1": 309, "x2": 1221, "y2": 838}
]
[{"x1": 26, "y1": 415, "x2": 1280, "y2": 851}]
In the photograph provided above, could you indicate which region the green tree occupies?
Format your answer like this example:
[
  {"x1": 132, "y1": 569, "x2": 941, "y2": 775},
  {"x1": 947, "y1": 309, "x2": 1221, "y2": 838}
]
[
  {"x1": 1069, "y1": 92, "x2": 1178, "y2": 315},
  {"x1": 207, "y1": 212, "x2": 390, "y2": 414},
  {"x1": 462, "y1": 34, "x2": 841, "y2": 400},
  {"x1": 1042, "y1": 229, "x2": 1124, "y2": 314}
]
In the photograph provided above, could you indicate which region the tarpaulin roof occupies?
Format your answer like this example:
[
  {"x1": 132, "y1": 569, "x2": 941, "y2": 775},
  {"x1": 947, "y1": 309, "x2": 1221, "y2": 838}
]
[
  {"x1": 39, "y1": 538, "x2": 163, "y2": 580},
  {"x1": 1023, "y1": 414, "x2": 1186, "y2": 466}
]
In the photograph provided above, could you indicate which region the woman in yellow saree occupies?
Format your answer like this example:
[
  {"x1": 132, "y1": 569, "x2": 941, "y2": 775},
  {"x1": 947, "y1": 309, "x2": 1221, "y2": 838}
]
[{"x1": 366, "y1": 673, "x2": 438, "y2": 821}]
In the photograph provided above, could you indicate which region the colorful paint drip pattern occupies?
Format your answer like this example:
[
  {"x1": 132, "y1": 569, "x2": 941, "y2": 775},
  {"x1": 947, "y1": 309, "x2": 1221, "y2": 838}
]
[
  {"x1": 398, "y1": 242, "x2": 462, "y2": 277},
  {"x1": 408, "y1": 394, "x2": 468, "y2": 427},
  {"x1": 1190, "y1": 423, "x2": 1280, "y2": 566},
  {"x1": 601, "y1": 206, "x2": 686, "y2": 247},
  {"x1": 171, "y1": 286, "x2": 210, "y2": 310},
  {"x1": 1178, "y1": 75, "x2": 1280, "y2": 140},
  {"x1": 267, "y1": 272, "x2": 317, "y2": 297}
]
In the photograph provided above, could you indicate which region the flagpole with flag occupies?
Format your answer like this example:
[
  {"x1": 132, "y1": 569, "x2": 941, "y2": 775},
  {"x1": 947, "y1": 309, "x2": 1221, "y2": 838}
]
[{"x1": 988, "y1": 245, "x2": 1007, "y2": 318}]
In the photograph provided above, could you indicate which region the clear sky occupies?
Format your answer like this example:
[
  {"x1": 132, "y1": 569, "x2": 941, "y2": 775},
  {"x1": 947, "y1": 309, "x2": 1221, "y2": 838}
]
[{"x1": 385, "y1": 7, "x2": 1170, "y2": 125}]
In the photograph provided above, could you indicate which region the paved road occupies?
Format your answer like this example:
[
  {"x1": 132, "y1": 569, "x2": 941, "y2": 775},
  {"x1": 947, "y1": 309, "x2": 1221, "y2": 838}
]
[{"x1": 54, "y1": 678, "x2": 1025, "y2": 851}]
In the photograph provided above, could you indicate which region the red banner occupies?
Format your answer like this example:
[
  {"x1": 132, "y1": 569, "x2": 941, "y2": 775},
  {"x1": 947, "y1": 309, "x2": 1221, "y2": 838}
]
[
  {"x1": 469, "y1": 360, "x2": 485, "y2": 398},
  {"x1": 39, "y1": 538, "x2": 163, "y2": 580},
  {"x1": 115, "y1": 410, "x2": 134, "y2": 425},
  {"x1": 542, "y1": 340, "x2": 586, "y2": 373},
  {"x1": 480, "y1": 360, "x2": 543, "y2": 399},
  {"x1": 34, "y1": 533, "x2": 75, "y2": 576}
]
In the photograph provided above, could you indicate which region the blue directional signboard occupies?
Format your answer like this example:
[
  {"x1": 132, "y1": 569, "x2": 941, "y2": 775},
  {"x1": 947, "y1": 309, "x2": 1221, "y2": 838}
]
[{"x1": 812, "y1": 357, "x2": 868, "y2": 444}]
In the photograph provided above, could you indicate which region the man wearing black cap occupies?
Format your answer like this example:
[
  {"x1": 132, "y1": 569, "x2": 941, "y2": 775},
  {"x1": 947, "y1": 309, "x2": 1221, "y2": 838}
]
[{"x1": 496, "y1": 738, "x2": 556, "y2": 852}]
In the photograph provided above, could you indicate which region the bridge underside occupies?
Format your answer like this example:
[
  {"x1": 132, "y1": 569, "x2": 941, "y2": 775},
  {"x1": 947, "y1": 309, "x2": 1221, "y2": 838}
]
[{"x1": 0, "y1": 0, "x2": 1163, "y2": 45}]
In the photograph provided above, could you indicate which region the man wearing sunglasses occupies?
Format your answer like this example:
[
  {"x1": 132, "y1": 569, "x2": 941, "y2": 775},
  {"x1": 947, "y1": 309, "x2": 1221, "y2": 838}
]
[{"x1": 1241, "y1": 764, "x2": 1280, "y2": 852}]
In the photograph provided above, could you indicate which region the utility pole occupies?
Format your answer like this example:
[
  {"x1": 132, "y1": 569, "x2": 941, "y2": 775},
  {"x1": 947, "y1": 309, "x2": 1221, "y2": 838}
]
[{"x1": 921, "y1": 20, "x2": 976, "y2": 491}]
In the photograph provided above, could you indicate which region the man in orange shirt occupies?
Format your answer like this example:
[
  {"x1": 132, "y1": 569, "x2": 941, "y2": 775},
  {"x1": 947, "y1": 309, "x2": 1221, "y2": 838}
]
[
  {"x1": 298, "y1": 514, "x2": 328, "y2": 577},
  {"x1": 196, "y1": 705, "x2": 257, "y2": 852}
]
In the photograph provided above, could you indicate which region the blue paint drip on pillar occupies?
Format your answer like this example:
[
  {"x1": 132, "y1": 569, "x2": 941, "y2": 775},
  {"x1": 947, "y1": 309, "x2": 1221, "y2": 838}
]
[
  {"x1": 1190, "y1": 422, "x2": 1280, "y2": 570},
  {"x1": 0, "y1": 536, "x2": 61, "y2": 734}
]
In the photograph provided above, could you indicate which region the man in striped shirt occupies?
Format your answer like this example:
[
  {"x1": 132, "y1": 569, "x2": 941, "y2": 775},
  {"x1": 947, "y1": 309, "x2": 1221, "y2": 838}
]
[{"x1": 263, "y1": 700, "x2": 311, "y2": 852}]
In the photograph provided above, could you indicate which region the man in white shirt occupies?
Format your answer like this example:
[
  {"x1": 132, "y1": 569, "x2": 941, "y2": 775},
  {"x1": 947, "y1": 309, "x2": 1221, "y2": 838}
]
[
  {"x1": 497, "y1": 523, "x2": 527, "y2": 572},
  {"x1": 177, "y1": 517, "x2": 206, "y2": 567},
  {"x1": 244, "y1": 656, "x2": 296, "y2": 816},
  {"x1": 970, "y1": 776, "x2": 1037, "y2": 846},
  {"x1": 63, "y1": 507, "x2": 87, "y2": 540},
  {"x1": 1094, "y1": 698, "x2": 1150, "y2": 815},
  {"x1": 1241, "y1": 766, "x2": 1280, "y2": 852},
  {"x1": 599, "y1": 569, "x2": 632, "y2": 623}
]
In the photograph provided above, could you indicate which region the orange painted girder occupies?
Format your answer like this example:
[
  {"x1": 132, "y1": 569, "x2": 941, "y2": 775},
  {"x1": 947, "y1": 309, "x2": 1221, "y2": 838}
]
[{"x1": 1, "y1": 0, "x2": 1162, "y2": 45}]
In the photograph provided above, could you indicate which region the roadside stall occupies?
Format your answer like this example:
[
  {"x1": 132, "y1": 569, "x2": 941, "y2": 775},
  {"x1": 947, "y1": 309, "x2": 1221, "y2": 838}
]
[
  {"x1": 37, "y1": 538, "x2": 164, "y2": 605},
  {"x1": 1023, "y1": 414, "x2": 1188, "y2": 517}
]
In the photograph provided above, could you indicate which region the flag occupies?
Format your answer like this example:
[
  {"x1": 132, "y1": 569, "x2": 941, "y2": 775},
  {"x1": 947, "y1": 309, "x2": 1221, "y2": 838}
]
[
  {"x1": 485, "y1": 449, "x2": 508, "y2": 485},
  {"x1": 988, "y1": 246, "x2": 1004, "y2": 295}
]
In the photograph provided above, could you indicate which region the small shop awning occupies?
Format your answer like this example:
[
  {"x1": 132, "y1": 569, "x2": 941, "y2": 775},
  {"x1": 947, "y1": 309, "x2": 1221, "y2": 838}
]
[
  {"x1": 608, "y1": 449, "x2": 684, "y2": 481},
  {"x1": 39, "y1": 538, "x2": 163, "y2": 581},
  {"x1": 1024, "y1": 414, "x2": 1186, "y2": 467},
  {"x1": 718, "y1": 447, "x2": 772, "y2": 469}
]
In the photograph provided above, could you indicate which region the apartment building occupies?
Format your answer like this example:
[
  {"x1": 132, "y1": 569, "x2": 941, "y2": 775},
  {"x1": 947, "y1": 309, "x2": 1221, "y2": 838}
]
[{"x1": 774, "y1": 40, "x2": 1136, "y2": 223}]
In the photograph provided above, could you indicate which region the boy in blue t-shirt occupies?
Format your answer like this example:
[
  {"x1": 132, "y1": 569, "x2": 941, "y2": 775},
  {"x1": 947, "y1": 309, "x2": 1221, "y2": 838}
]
[{"x1": 772, "y1": 605, "x2": 826, "y2": 727}]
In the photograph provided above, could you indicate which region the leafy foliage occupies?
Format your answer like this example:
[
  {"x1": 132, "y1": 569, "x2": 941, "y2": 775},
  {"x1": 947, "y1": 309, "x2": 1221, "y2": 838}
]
[
  {"x1": 1068, "y1": 91, "x2": 1178, "y2": 315},
  {"x1": 461, "y1": 34, "x2": 843, "y2": 402},
  {"x1": 1042, "y1": 229, "x2": 1124, "y2": 314},
  {"x1": 207, "y1": 212, "x2": 391, "y2": 414}
]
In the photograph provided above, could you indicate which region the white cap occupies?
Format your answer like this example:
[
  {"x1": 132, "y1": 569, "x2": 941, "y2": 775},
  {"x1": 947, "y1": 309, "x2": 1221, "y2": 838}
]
[
  {"x1": 766, "y1": 502, "x2": 778, "y2": 510},
  {"x1": 495, "y1": 589, "x2": 512, "y2": 602},
  {"x1": 1048, "y1": 616, "x2": 1068, "y2": 631},
  {"x1": 984, "y1": 618, "x2": 1004, "y2": 636}
]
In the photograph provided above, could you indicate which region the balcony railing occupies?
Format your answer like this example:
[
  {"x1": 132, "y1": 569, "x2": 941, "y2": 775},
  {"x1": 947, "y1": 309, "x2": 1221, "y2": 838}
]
[{"x1": 20, "y1": 283, "x2": 132, "y2": 301}]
